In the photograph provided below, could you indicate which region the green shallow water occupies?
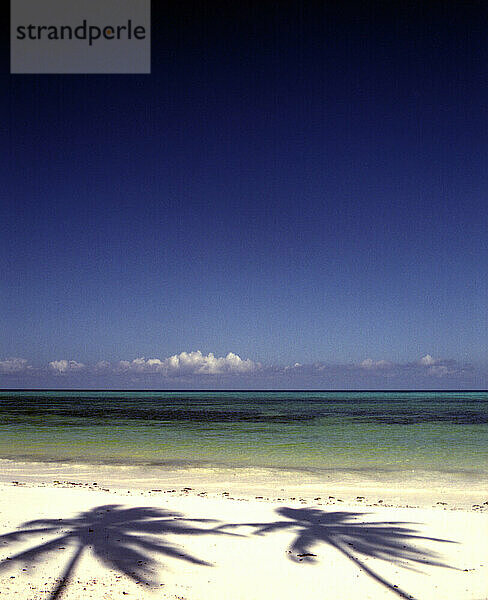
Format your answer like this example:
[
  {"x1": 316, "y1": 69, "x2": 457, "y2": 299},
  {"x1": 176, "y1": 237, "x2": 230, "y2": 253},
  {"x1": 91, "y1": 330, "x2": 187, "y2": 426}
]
[{"x1": 0, "y1": 391, "x2": 487, "y2": 477}]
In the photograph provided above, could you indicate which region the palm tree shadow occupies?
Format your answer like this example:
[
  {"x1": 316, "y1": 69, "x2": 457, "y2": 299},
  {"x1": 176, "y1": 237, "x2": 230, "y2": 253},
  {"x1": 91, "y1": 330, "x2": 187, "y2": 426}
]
[
  {"x1": 220, "y1": 507, "x2": 459, "y2": 600},
  {"x1": 0, "y1": 504, "x2": 232, "y2": 600}
]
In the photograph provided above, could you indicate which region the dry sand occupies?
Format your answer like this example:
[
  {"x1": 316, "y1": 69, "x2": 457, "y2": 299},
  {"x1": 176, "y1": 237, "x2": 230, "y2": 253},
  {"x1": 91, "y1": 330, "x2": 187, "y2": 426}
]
[{"x1": 0, "y1": 460, "x2": 487, "y2": 600}]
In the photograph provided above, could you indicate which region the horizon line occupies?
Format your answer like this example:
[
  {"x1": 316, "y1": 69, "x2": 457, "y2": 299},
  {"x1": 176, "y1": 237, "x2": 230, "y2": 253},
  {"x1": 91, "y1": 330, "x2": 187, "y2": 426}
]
[{"x1": 1, "y1": 388, "x2": 486, "y2": 393}]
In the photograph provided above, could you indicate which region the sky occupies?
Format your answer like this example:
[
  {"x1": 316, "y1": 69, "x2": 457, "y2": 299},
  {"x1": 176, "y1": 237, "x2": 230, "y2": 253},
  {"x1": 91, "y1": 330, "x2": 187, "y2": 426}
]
[{"x1": 1, "y1": 2, "x2": 487, "y2": 389}]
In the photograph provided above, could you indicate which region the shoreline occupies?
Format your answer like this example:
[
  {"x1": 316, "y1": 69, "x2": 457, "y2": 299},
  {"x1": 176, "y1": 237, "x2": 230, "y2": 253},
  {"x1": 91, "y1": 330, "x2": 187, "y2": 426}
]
[{"x1": 1, "y1": 457, "x2": 487, "y2": 511}]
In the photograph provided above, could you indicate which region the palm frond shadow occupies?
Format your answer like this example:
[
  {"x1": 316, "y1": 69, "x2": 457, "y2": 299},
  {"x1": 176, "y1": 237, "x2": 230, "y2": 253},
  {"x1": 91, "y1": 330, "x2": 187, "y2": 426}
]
[
  {"x1": 219, "y1": 507, "x2": 459, "y2": 600},
  {"x1": 0, "y1": 504, "x2": 233, "y2": 600}
]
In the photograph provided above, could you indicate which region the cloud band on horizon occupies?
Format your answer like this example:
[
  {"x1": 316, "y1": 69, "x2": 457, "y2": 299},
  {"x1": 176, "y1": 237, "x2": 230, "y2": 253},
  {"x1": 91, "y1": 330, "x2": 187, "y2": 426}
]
[{"x1": 0, "y1": 352, "x2": 478, "y2": 382}]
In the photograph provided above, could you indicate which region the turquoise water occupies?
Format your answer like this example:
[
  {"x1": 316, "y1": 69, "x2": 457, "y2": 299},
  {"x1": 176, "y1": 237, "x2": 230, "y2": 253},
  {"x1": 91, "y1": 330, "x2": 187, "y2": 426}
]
[{"x1": 0, "y1": 391, "x2": 487, "y2": 477}]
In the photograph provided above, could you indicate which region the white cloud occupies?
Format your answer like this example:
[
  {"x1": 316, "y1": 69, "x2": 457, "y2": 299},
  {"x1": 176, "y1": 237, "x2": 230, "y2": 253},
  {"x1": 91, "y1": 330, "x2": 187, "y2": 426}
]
[
  {"x1": 0, "y1": 357, "x2": 31, "y2": 374},
  {"x1": 420, "y1": 354, "x2": 437, "y2": 366},
  {"x1": 117, "y1": 351, "x2": 257, "y2": 376},
  {"x1": 427, "y1": 364, "x2": 452, "y2": 377},
  {"x1": 358, "y1": 355, "x2": 460, "y2": 377},
  {"x1": 283, "y1": 362, "x2": 302, "y2": 370},
  {"x1": 282, "y1": 355, "x2": 465, "y2": 380},
  {"x1": 360, "y1": 358, "x2": 392, "y2": 370},
  {"x1": 49, "y1": 359, "x2": 86, "y2": 374},
  {"x1": 418, "y1": 355, "x2": 456, "y2": 376},
  {"x1": 94, "y1": 360, "x2": 111, "y2": 372}
]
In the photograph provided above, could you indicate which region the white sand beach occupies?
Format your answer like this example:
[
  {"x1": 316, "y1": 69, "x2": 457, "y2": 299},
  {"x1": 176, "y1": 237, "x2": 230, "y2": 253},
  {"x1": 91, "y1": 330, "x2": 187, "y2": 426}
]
[{"x1": 0, "y1": 461, "x2": 487, "y2": 600}]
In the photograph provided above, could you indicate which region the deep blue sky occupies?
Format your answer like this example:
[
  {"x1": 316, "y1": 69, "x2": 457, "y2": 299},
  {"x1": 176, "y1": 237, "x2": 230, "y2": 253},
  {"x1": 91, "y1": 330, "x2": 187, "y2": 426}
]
[{"x1": 1, "y1": 2, "x2": 487, "y2": 388}]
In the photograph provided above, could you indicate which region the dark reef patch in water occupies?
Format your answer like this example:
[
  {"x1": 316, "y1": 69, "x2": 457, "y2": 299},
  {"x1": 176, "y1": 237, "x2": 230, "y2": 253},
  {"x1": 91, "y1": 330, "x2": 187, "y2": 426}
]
[{"x1": 1, "y1": 393, "x2": 488, "y2": 426}]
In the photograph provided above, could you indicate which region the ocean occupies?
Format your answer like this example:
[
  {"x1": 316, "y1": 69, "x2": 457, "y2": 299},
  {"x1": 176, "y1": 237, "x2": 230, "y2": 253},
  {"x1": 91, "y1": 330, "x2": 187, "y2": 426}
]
[{"x1": 0, "y1": 391, "x2": 487, "y2": 488}]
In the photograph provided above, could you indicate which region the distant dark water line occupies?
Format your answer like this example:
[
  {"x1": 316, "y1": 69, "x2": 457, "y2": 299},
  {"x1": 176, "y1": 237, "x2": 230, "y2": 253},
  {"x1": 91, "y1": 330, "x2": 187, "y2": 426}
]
[
  {"x1": 1, "y1": 391, "x2": 488, "y2": 425},
  {"x1": 1, "y1": 413, "x2": 488, "y2": 425}
]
